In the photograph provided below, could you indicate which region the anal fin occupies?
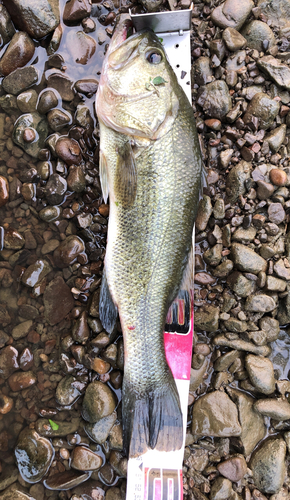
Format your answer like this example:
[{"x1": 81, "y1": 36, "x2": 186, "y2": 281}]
[{"x1": 99, "y1": 268, "x2": 118, "y2": 335}]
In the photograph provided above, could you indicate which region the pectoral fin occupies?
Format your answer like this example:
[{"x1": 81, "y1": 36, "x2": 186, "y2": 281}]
[
  {"x1": 100, "y1": 151, "x2": 109, "y2": 203},
  {"x1": 99, "y1": 267, "x2": 118, "y2": 334},
  {"x1": 115, "y1": 142, "x2": 137, "y2": 207}
]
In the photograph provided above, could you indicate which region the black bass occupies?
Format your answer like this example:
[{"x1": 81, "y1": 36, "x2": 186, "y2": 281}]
[{"x1": 95, "y1": 15, "x2": 202, "y2": 457}]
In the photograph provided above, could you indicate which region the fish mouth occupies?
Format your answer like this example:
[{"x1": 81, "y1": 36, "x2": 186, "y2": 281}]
[{"x1": 109, "y1": 14, "x2": 135, "y2": 53}]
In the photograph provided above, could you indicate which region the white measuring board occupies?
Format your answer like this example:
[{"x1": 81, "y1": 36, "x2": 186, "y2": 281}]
[{"x1": 126, "y1": 9, "x2": 194, "y2": 500}]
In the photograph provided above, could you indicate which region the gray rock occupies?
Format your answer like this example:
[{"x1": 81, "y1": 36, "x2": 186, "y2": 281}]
[
  {"x1": 45, "y1": 173, "x2": 67, "y2": 205},
  {"x1": 226, "y1": 387, "x2": 266, "y2": 455},
  {"x1": 225, "y1": 50, "x2": 246, "y2": 72},
  {"x1": 231, "y1": 243, "x2": 267, "y2": 274},
  {"x1": 0, "y1": 5, "x2": 15, "y2": 47},
  {"x1": 232, "y1": 226, "x2": 257, "y2": 243},
  {"x1": 2, "y1": 0, "x2": 60, "y2": 39},
  {"x1": 254, "y1": 398, "x2": 290, "y2": 420},
  {"x1": 75, "y1": 104, "x2": 94, "y2": 130},
  {"x1": 243, "y1": 92, "x2": 280, "y2": 130},
  {"x1": 85, "y1": 411, "x2": 117, "y2": 444},
  {"x1": 17, "y1": 90, "x2": 38, "y2": 113},
  {"x1": 47, "y1": 109, "x2": 71, "y2": 131},
  {"x1": 204, "y1": 243, "x2": 222, "y2": 267},
  {"x1": 245, "y1": 294, "x2": 276, "y2": 313},
  {"x1": 46, "y1": 71, "x2": 75, "y2": 101},
  {"x1": 2, "y1": 66, "x2": 38, "y2": 95},
  {"x1": 197, "y1": 80, "x2": 232, "y2": 120},
  {"x1": 211, "y1": 0, "x2": 254, "y2": 30},
  {"x1": 39, "y1": 205, "x2": 61, "y2": 222},
  {"x1": 268, "y1": 203, "x2": 286, "y2": 224},
  {"x1": 196, "y1": 195, "x2": 212, "y2": 231},
  {"x1": 223, "y1": 318, "x2": 248, "y2": 332},
  {"x1": 245, "y1": 354, "x2": 275, "y2": 394},
  {"x1": 12, "y1": 320, "x2": 33, "y2": 340},
  {"x1": 82, "y1": 381, "x2": 117, "y2": 423},
  {"x1": 241, "y1": 21, "x2": 276, "y2": 51},
  {"x1": 258, "y1": 56, "x2": 290, "y2": 90},
  {"x1": 266, "y1": 276, "x2": 287, "y2": 292},
  {"x1": 35, "y1": 418, "x2": 80, "y2": 437},
  {"x1": 210, "y1": 477, "x2": 232, "y2": 500},
  {"x1": 266, "y1": 124, "x2": 287, "y2": 152},
  {"x1": 192, "y1": 391, "x2": 241, "y2": 437},
  {"x1": 257, "y1": 180, "x2": 275, "y2": 200},
  {"x1": 250, "y1": 437, "x2": 286, "y2": 493},
  {"x1": 194, "y1": 57, "x2": 213, "y2": 86},
  {"x1": 194, "y1": 304, "x2": 219, "y2": 332},
  {"x1": 225, "y1": 160, "x2": 251, "y2": 204},
  {"x1": 258, "y1": 0, "x2": 290, "y2": 27},
  {"x1": 71, "y1": 446, "x2": 102, "y2": 471},
  {"x1": 222, "y1": 27, "x2": 246, "y2": 51},
  {"x1": 213, "y1": 334, "x2": 271, "y2": 356},
  {"x1": 56, "y1": 375, "x2": 84, "y2": 407},
  {"x1": 227, "y1": 271, "x2": 256, "y2": 297},
  {"x1": 259, "y1": 316, "x2": 280, "y2": 342},
  {"x1": 12, "y1": 112, "x2": 48, "y2": 158},
  {"x1": 15, "y1": 427, "x2": 54, "y2": 483},
  {"x1": 190, "y1": 359, "x2": 209, "y2": 392}
]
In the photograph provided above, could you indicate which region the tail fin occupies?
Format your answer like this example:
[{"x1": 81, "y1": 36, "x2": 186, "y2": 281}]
[{"x1": 122, "y1": 375, "x2": 183, "y2": 458}]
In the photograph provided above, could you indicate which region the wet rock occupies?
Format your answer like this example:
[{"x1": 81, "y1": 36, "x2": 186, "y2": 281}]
[
  {"x1": 53, "y1": 235, "x2": 85, "y2": 268},
  {"x1": 250, "y1": 437, "x2": 286, "y2": 494},
  {"x1": 44, "y1": 470, "x2": 90, "y2": 491},
  {"x1": 22, "y1": 259, "x2": 52, "y2": 287},
  {"x1": 0, "y1": 175, "x2": 9, "y2": 207},
  {"x1": 19, "y1": 347, "x2": 34, "y2": 371},
  {"x1": 243, "y1": 92, "x2": 280, "y2": 130},
  {"x1": 39, "y1": 205, "x2": 61, "y2": 222},
  {"x1": 194, "y1": 57, "x2": 213, "y2": 86},
  {"x1": 258, "y1": 56, "x2": 290, "y2": 89},
  {"x1": 190, "y1": 359, "x2": 209, "y2": 393},
  {"x1": 72, "y1": 481, "x2": 105, "y2": 500},
  {"x1": 3, "y1": 0, "x2": 60, "y2": 39},
  {"x1": 227, "y1": 387, "x2": 266, "y2": 455},
  {"x1": 43, "y1": 276, "x2": 74, "y2": 325},
  {"x1": 37, "y1": 89, "x2": 59, "y2": 114},
  {"x1": 210, "y1": 477, "x2": 232, "y2": 500},
  {"x1": 47, "y1": 109, "x2": 71, "y2": 131},
  {"x1": 1, "y1": 484, "x2": 36, "y2": 499},
  {"x1": 212, "y1": 260, "x2": 234, "y2": 278},
  {"x1": 196, "y1": 195, "x2": 212, "y2": 231},
  {"x1": 45, "y1": 173, "x2": 67, "y2": 205},
  {"x1": 266, "y1": 124, "x2": 287, "y2": 152},
  {"x1": 0, "y1": 346, "x2": 19, "y2": 379},
  {"x1": 17, "y1": 90, "x2": 38, "y2": 113},
  {"x1": 245, "y1": 294, "x2": 276, "y2": 313},
  {"x1": 231, "y1": 243, "x2": 267, "y2": 274},
  {"x1": 254, "y1": 398, "x2": 290, "y2": 420},
  {"x1": 63, "y1": 0, "x2": 92, "y2": 23},
  {"x1": 12, "y1": 320, "x2": 33, "y2": 340},
  {"x1": 0, "y1": 32, "x2": 35, "y2": 77},
  {"x1": 197, "y1": 80, "x2": 232, "y2": 120},
  {"x1": 41, "y1": 239, "x2": 60, "y2": 254},
  {"x1": 13, "y1": 112, "x2": 48, "y2": 158},
  {"x1": 211, "y1": 0, "x2": 254, "y2": 29},
  {"x1": 8, "y1": 371, "x2": 36, "y2": 392},
  {"x1": 36, "y1": 418, "x2": 80, "y2": 437},
  {"x1": 4, "y1": 227, "x2": 24, "y2": 250},
  {"x1": 67, "y1": 165, "x2": 86, "y2": 192},
  {"x1": 82, "y1": 381, "x2": 116, "y2": 423},
  {"x1": 204, "y1": 243, "x2": 222, "y2": 267},
  {"x1": 15, "y1": 428, "x2": 54, "y2": 483},
  {"x1": 75, "y1": 78, "x2": 99, "y2": 95},
  {"x1": 71, "y1": 446, "x2": 102, "y2": 471},
  {"x1": 0, "y1": 466, "x2": 19, "y2": 491},
  {"x1": 213, "y1": 334, "x2": 271, "y2": 356},
  {"x1": 222, "y1": 28, "x2": 246, "y2": 51},
  {"x1": 72, "y1": 311, "x2": 90, "y2": 343},
  {"x1": 2, "y1": 66, "x2": 38, "y2": 95},
  {"x1": 55, "y1": 375, "x2": 84, "y2": 406},
  {"x1": 192, "y1": 391, "x2": 241, "y2": 437},
  {"x1": 245, "y1": 354, "x2": 275, "y2": 394},
  {"x1": 0, "y1": 5, "x2": 15, "y2": 47},
  {"x1": 47, "y1": 71, "x2": 75, "y2": 101},
  {"x1": 85, "y1": 412, "x2": 117, "y2": 444},
  {"x1": 226, "y1": 160, "x2": 251, "y2": 204},
  {"x1": 241, "y1": 21, "x2": 276, "y2": 51},
  {"x1": 67, "y1": 31, "x2": 96, "y2": 65},
  {"x1": 194, "y1": 304, "x2": 219, "y2": 332},
  {"x1": 55, "y1": 136, "x2": 82, "y2": 165},
  {"x1": 217, "y1": 455, "x2": 247, "y2": 482}
]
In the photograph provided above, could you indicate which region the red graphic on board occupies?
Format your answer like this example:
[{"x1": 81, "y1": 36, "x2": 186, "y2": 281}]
[{"x1": 143, "y1": 468, "x2": 183, "y2": 500}]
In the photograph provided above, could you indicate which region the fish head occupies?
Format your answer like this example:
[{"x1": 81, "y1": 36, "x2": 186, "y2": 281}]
[{"x1": 96, "y1": 15, "x2": 180, "y2": 141}]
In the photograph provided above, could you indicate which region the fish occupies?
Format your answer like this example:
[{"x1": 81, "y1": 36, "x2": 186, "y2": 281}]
[{"x1": 95, "y1": 15, "x2": 202, "y2": 458}]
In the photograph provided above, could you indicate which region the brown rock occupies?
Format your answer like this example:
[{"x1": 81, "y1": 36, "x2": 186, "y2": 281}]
[
  {"x1": 43, "y1": 276, "x2": 74, "y2": 325},
  {"x1": 99, "y1": 204, "x2": 109, "y2": 217},
  {"x1": 75, "y1": 78, "x2": 98, "y2": 95},
  {"x1": 4, "y1": 227, "x2": 25, "y2": 250},
  {"x1": 46, "y1": 72, "x2": 75, "y2": 101},
  {"x1": 55, "y1": 136, "x2": 82, "y2": 165},
  {"x1": 0, "y1": 175, "x2": 9, "y2": 207},
  {"x1": 91, "y1": 358, "x2": 111, "y2": 375},
  {"x1": 44, "y1": 470, "x2": 90, "y2": 490},
  {"x1": 0, "y1": 32, "x2": 35, "y2": 76},
  {"x1": 8, "y1": 370, "x2": 36, "y2": 391},
  {"x1": 269, "y1": 168, "x2": 287, "y2": 186},
  {"x1": 0, "y1": 346, "x2": 19, "y2": 379},
  {"x1": 2, "y1": 0, "x2": 60, "y2": 39},
  {"x1": 268, "y1": 203, "x2": 286, "y2": 224},
  {"x1": 63, "y1": 0, "x2": 91, "y2": 23},
  {"x1": 68, "y1": 31, "x2": 96, "y2": 65},
  {"x1": 53, "y1": 235, "x2": 85, "y2": 268},
  {"x1": 71, "y1": 446, "x2": 102, "y2": 471},
  {"x1": 72, "y1": 311, "x2": 90, "y2": 344},
  {"x1": 217, "y1": 455, "x2": 247, "y2": 481}
]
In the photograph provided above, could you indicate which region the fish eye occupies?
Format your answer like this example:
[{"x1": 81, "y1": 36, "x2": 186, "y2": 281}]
[{"x1": 146, "y1": 51, "x2": 162, "y2": 64}]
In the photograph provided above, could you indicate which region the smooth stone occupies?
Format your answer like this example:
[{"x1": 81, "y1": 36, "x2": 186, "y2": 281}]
[
  {"x1": 41, "y1": 239, "x2": 59, "y2": 254},
  {"x1": 197, "y1": 80, "x2": 232, "y2": 120},
  {"x1": 36, "y1": 418, "x2": 80, "y2": 437},
  {"x1": 12, "y1": 320, "x2": 33, "y2": 340},
  {"x1": 269, "y1": 168, "x2": 287, "y2": 186},
  {"x1": 67, "y1": 165, "x2": 86, "y2": 192},
  {"x1": 0, "y1": 175, "x2": 9, "y2": 207},
  {"x1": 266, "y1": 276, "x2": 287, "y2": 292},
  {"x1": 21, "y1": 259, "x2": 52, "y2": 287},
  {"x1": 213, "y1": 334, "x2": 271, "y2": 356},
  {"x1": 231, "y1": 243, "x2": 267, "y2": 274},
  {"x1": 211, "y1": 0, "x2": 254, "y2": 29},
  {"x1": 71, "y1": 446, "x2": 102, "y2": 471},
  {"x1": 243, "y1": 92, "x2": 280, "y2": 130},
  {"x1": 266, "y1": 124, "x2": 287, "y2": 152},
  {"x1": 0, "y1": 32, "x2": 35, "y2": 76},
  {"x1": 47, "y1": 108, "x2": 71, "y2": 131},
  {"x1": 44, "y1": 470, "x2": 90, "y2": 491},
  {"x1": 55, "y1": 136, "x2": 82, "y2": 165},
  {"x1": 17, "y1": 90, "x2": 38, "y2": 113},
  {"x1": 245, "y1": 354, "x2": 275, "y2": 394},
  {"x1": 75, "y1": 78, "x2": 98, "y2": 95},
  {"x1": 15, "y1": 427, "x2": 54, "y2": 483},
  {"x1": 0, "y1": 346, "x2": 19, "y2": 379},
  {"x1": 37, "y1": 89, "x2": 59, "y2": 114},
  {"x1": 259, "y1": 316, "x2": 280, "y2": 342},
  {"x1": 223, "y1": 318, "x2": 247, "y2": 332},
  {"x1": 75, "y1": 104, "x2": 94, "y2": 129},
  {"x1": 82, "y1": 381, "x2": 116, "y2": 423},
  {"x1": 192, "y1": 391, "x2": 241, "y2": 437},
  {"x1": 67, "y1": 31, "x2": 96, "y2": 65},
  {"x1": 245, "y1": 294, "x2": 276, "y2": 313},
  {"x1": 194, "y1": 57, "x2": 213, "y2": 86},
  {"x1": 257, "y1": 180, "x2": 275, "y2": 200},
  {"x1": 0, "y1": 5, "x2": 15, "y2": 47},
  {"x1": 45, "y1": 173, "x2": 67, "y2": 205},
  {"x1": 43, "y1": 276, "x2": 74, "y2": 325},
  {"x1": 72, "y1": 311, "x2": 90, "y2": 343},
  {"x1": 3, "y1": 0, "x2": 59, "y2": 39},
  {"x1": 268, "y1": 203, "x2": 286, "y2": 224},
  {"x1": 19, "y1": 347, "x2": 34, "y2": 370},
  {"x1": 258, "y1": 56, "x2": 290, "y2": 89},
  {"x1": 227, "y1": 271, "x2": 255, "y2": 297},
  {"x1": 225, "y1": 160, "x2": 251, "y2": 204},
  {"x1": 0, "y1": 94, "x2": 18, "y2": 114},
  {"x1": 13, "y1": 112, "x2": 48, "y2": 158},
  {"x1": 63, "y1": 0, "x2": 91, "y2": 23},
  {"x1": 210, "y1": 477, "x2": 232, "y2": 500},
  {"x1": 194, "y1": 305, "x2": 219, "y2": 332},
  {"x1": 2, "y1": 66, "x2": 38, "y2": 95},
  {"x1": 195, "y1": 195, "x2": 212, "y2": 231},
  {"x1": 250, "y1": 437, "x2": 286, "y2": 494},
  {"x1": 8, "y1": 371, "x2": 36, "y2": 391},
  {"x1": 217, "y1": 455, "x2": 247, "y2": 482},
  {"x1": 241, "y1": 21, "x2": 276, "y2": 51},
  {"x1": 254, "y1": 398, "x2": 290, "y2": 420},
  {"x1": 109, "y1": 422, "x2": 123, "y2": 451},
  {"x1": 0, "y1": 466, "x2": 19, "y2": 491},
  {"x1": 55, "y1": 375, "x2": 84, "y2": 406},
  {"x1": 46, "y1": 72, "x2": 75, "y2": 101},
  {"x1": 39, "y1": 205, "x2": 61, "y2": 222},
  {"x1": 232, "y1": 226, "x2": 256, "y2": 243},
  {"x1": 85, "y1": 412, "x2": 117, "y2": 444},
  {"x1": 4, "y1": 227, "x2": 24, "y2": 249},
  {"x1": 227, "y1": 387, "x2": 266, "y2": 455},
  {"x1": 222, "y1": 28, "x2": 247, "y2": 51},
  {"x1": 72, "y1": 481, "x2": 105, "y2": 500},
  {"x1": 53, "y1": 235, "x2": 85, "y2": 268},
  {"x1": 204, "y1": 243, "x2": 222, "y2": 267},
  {"x1": 0, "y1": 483, "x2": 36, "y2": 499}
]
